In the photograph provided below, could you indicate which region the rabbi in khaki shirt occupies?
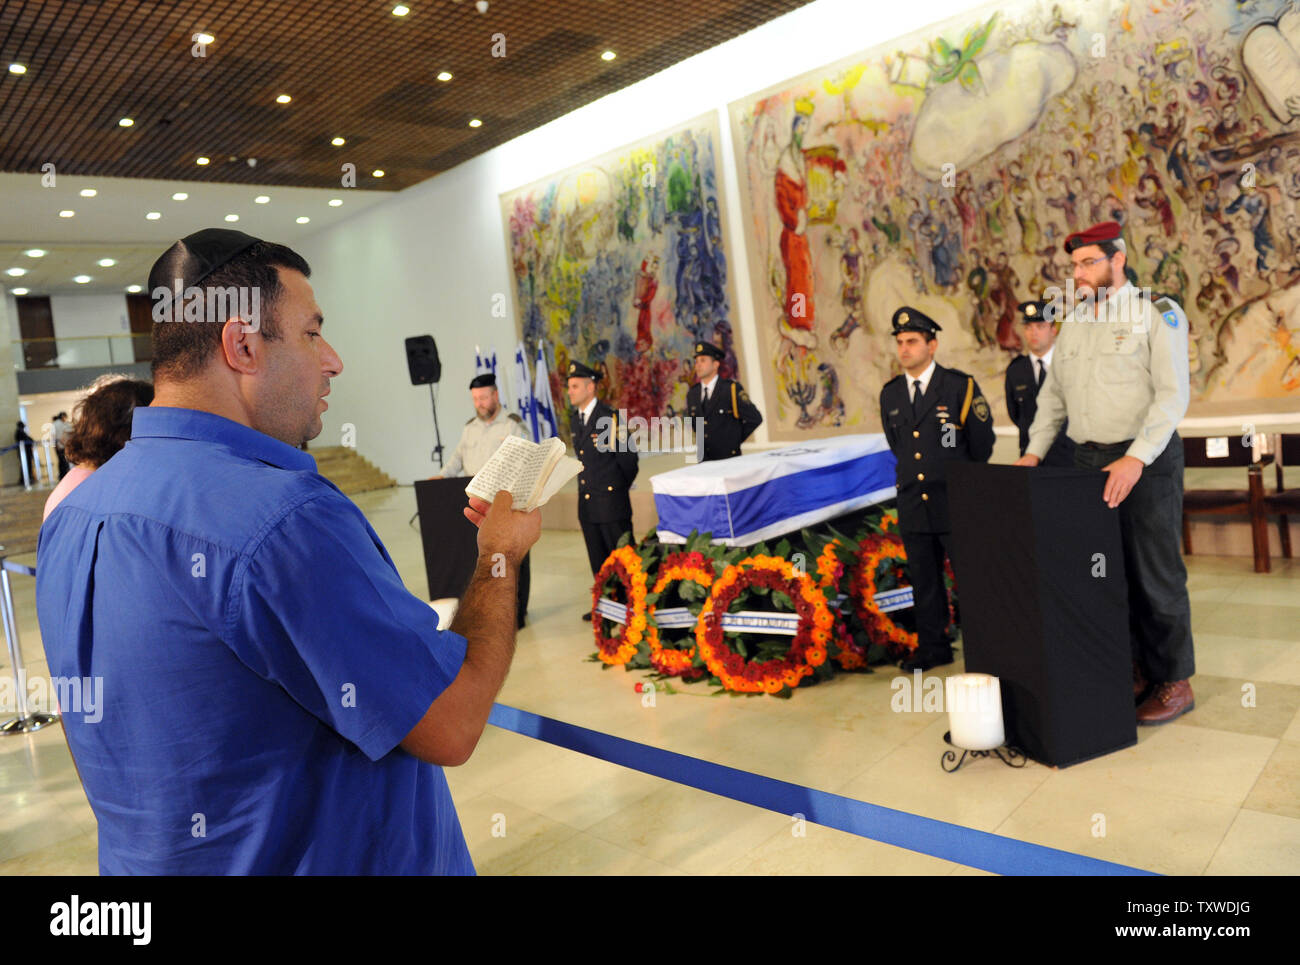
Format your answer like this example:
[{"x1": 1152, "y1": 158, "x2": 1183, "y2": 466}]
[
  {"x1": 438, "y1": 373, "x2": 528, "y2": 479},
  {"x1": 434, "y1": 371, "x2": 531, "y2": 627},
  {"x1": 1015, "y1": 219, "x2": 1194, "y2": 726}
]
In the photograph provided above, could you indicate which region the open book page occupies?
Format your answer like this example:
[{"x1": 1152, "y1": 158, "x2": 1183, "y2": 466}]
[
  {"x1": 465, "y1": 435, "x2": 580, "y2": 511},
  {"x1": 1243, "y1": 20, "x2": 1300, "y2": 120}
]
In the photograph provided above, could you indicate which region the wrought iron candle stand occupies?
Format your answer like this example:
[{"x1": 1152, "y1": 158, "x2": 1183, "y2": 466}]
[{"x1": 941, "y1": 730, "x2": 1026, "y2": 772}]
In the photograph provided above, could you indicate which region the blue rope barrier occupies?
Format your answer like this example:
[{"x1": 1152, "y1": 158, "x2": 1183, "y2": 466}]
[{"x1": 487, "y1": 702, "x2": 1156, "y2": 876}]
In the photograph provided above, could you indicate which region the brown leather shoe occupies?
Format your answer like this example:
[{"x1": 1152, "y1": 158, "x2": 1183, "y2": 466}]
[{"x1": 1136, "y1": 680, "x2": 1194, "y2": 725}]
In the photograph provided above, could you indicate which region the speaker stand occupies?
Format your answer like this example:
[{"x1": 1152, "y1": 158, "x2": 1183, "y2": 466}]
[{"x1": 411, "y1": 383, "x2": 447, "y2": 529}]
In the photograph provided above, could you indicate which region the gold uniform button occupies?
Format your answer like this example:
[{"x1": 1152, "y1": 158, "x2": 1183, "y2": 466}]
[
  {"x1": 607, "y1": 485, "x2": 613, "y2": 491},
  {"x1": 917, "y1": 473, "x2": 925, "y2": 481},
  {"x1": 912, "y1": 431, "x2": 920, "y2": 438},
  {"x1": 922, "y1": 493, "x2": 929, "y2": 501},
  {"x1": 914, "y1": 452, "x2": 922, "y2": 460},
  {"x1": 584, "y1": 494, "x2": 590, "y2": 500}
]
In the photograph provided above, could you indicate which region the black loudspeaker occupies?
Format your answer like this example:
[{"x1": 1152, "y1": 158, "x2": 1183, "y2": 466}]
[{"x1": 405, "y1": 335, "x2": 441, "y2": 385}]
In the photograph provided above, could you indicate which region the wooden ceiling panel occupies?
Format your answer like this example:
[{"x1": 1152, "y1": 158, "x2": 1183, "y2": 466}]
[{"x1": 0, "y1": 0, "x2": 813, "y2": 191}]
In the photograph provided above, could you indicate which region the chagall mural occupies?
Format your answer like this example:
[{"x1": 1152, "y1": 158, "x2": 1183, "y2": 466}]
[
  {"x1": 730, "y1": 0, "x2": 1300, "y2": 439},
  {"x1": 500, "y1": 114, "x2": 742, "y2": 440}
]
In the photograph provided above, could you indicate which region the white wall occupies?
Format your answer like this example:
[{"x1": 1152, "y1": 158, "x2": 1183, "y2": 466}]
[
  {"x1": 295, "y1": 0, "x2": 982, "y2": 482},
  {"x1": 50, "y1": 293, "x2": 130, "y2": 368}
]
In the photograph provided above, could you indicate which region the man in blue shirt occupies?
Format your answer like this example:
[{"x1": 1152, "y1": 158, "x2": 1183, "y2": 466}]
[{"x1": 37, "y1": 229, "x2": 539, "y2": 874}]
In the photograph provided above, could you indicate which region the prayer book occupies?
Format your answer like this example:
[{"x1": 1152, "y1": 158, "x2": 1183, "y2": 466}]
[{"x1": 465, "y1": 435, "x2": 581, "y2": 512}]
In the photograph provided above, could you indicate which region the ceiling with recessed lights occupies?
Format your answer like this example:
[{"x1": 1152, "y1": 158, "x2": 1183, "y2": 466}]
[{"x1": 0, "y1": 0, "x2": 813, "y2": 192}]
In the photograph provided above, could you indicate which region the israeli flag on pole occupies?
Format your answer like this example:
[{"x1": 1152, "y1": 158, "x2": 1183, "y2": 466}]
[
  {"x1": 510, "y1": 341, "x2": 535, "y2": 439},
  {"x1": 532, "y1": 343, "x2": 558, "y2": 441},
  {"x1": 474, "y1": 345, "x2": 486, "y2": 374}
]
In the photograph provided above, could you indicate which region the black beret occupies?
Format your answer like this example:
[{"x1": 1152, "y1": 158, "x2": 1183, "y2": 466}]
[
  {"x1": 147, "y1": 228, "x2": 262, "y2": 296},
  {"x1": 694, "y1": 342, "x2": 725, "y2": 361},
  {"x1": 890, "y1": 307, "x2": 941, "y2": 336},
  {"x1": 469, "y1": 373, "x2": 496, "y2": 389},
  {"x1": 566, "y1": 360, "x2": 600, "y2": 380}
]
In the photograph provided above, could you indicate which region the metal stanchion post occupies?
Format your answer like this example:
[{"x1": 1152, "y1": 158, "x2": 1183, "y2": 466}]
[
  {"x1": 42, "y1": 438, "x2": 55, "y2": 485},
  {"x1": 0, "y1": 558, "x2": 59, "y2": 735},
  {"x1": 19, "y1": 442, "x2": 32, "y2": 490}
]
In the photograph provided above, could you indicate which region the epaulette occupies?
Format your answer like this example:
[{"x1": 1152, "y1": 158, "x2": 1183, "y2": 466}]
[
  {"x1": 507, "y1": 413, "x2": 524, "y2": 423},
  {"x1": 465, "y1": 416, "x2": 475, "y2": 425}
]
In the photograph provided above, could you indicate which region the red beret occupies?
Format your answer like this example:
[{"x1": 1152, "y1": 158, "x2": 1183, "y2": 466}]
[{"x1": 1063, "y1": 220, "x2": 1122, "y2": 253}]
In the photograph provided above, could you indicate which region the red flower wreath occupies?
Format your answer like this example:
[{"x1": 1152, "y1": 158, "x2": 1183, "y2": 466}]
[
  {"x1": 645, "y1": 550, "x2": 714, "y2": 678},
  {"x1": 694, "y1": 555, "x2": 833, "y2": 695},
  {"x1": 851, "y1": 533, "x2": 955, "y2": 658},
  {"x1": 592, "y1": 545, "x2": 649, "y2": 666}
]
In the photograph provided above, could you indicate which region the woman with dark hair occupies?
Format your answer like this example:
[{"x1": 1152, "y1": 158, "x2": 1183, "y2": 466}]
[{"x1": 43, "y1": 376, "x2": 154, "y2": 521}]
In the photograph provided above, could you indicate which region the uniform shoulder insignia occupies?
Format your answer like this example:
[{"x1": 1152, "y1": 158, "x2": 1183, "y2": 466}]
[
  {"x1": 973, "y1": 395, "x2": 991, "y2": 422},
  {"x1": 465, "y1": 416, "x2": 476, "y2": 425},
  {"x1": 507, "y1": 413, "x2": 524, "y2": 423}
]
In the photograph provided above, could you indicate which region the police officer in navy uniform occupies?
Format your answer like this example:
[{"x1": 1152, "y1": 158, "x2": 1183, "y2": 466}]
[
  {"x1": 568, "y1": 360, "x2": 639, "y2": 621},
  {"x1": 879, "y1": 308, "x2": 996, "y2": 671},
  {"x1": 685, "y1": 342, "x2": 762, "y2": 461},
  {"x1": 1005, "y1": 299, "x2": 1076, "y2": 468}
]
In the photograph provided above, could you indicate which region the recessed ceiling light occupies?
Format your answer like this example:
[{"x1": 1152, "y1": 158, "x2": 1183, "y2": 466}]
[
  {"x1": 8, "y1": 63, "x2": 27, "y2": 75},
  {"x1": 328, "y1": 198, "x2": 343, "y2": 207},
  {"x1": 195, "y1": 32, "x2": 215, "y2": 45},
  {"x1": 468, "y1": 118, "x2": 482, "y2": 128},
  {"x1": 24, "y1": 249, "x2": 46, "y2": 258},
  {"x1": 275, "y1": 93, "x2": 292, "y2": 104},
  {"x1": 59, "y1": 209, "x2": 75, "y2": 218},
  {"x1": 172, "y1": 192, "x2": 188, "y2": 201},
  {"x1": 254, "y1": 195, "x2": 270, "y2": 204},
  {"x1": 5, "y1": 268, "x2": 26, "y2": 277},
  {"x1": 73, "y1": 275, "x2": 92, "y2": 284},
  {"x1": 331, "y1": 137, "x2": 345, "y2": 147},
  {"x1": 601, "y1": 50, "x2": 616, "y2": 61},
  {"x1": 118, "y1": 117, "x2": 134, "y2": 127},
  {"x1": 80, "y1": 188, "x2": 98, "y2": 197},
  {"x1": 97, "y1": 258, "x2": 116, "y2": 267},
  {"x1": 11, "y1": 287, "x2": 28, "y2": 295},
  {"x1": 296, "y1": 216, "x2": 310, "y2": 224},
  {"x1": 436, "y1": 71, "x2": 453, "y2": 82},
  {"x1": 196, "y1": 156, "x2": 210, "y2": 165},
  {"x1": 126, "y1": 284, "x2": 142, "y2": 293},
  {"x1": 372, "y1": 169, "x2": 385, "y2": 178},
  {"x1": 392, "y1": 4, "x2": 410, "y2": 16},
  {"x1": 145, "y1": 211, "x2": 161, "y2": 220},
  {"x1": 224, "y1": 214, "x2": 239, "y2": 222}
]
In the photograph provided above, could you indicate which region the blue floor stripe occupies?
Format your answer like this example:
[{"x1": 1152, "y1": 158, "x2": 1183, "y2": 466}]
[{"x1": 488, "y1": 703, "x2": 1156, "y2": 876}]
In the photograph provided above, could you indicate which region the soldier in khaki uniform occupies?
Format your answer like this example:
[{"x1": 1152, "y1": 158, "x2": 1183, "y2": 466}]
[
  {"x1": 1015, "y1": 220, "x2": 1195, "y2": 724},
  {"x1": 438, "y1": 373, "x2": 528, "y2": 478},
  {"x1": 438, "y1": 372, "x2": 531, "y2": 627}
]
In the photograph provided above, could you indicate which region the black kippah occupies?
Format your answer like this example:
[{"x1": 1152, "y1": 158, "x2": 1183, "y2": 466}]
[{"x1": 147, "y1": 228, "x2": 263, "y2": 295}]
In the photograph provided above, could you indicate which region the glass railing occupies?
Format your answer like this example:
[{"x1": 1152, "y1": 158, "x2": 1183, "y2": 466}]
[{"x1": 11, "y1": 334, "x2": 152, "y2": 370}]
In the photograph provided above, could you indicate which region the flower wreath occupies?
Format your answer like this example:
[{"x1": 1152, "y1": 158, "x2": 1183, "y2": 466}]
[
  {"x1": 592, "y1": 545, "x2": 649, "y2": 666},
  {"x1": 695, "y1": 555, "x2": 834, "y2": 695},
  {"x1": 645, "y1": 550, "x2": 714, "y2": 679},
  {"x1": 851, "y1": 533, "x2": 955, "y2": 657},
  {"x1": 812, "y1": 538, "x2": 868, "y2": 669}
]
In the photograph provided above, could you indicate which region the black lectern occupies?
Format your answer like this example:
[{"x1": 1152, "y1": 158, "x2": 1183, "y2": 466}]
[
  {"x1": 414, "y1": 479, "x2": 480, "y2": 601},
  {"x1": 413, "y1": 478, "x2": 530, "y2": 620},
  {"x1": 947, "y1": 463, "x2": 1135, "y2": 767}
]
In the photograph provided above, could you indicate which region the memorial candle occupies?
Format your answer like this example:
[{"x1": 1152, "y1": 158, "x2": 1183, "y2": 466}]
[{"x1": 945, "y1": 673, "x2": 1004, "y2": 751}]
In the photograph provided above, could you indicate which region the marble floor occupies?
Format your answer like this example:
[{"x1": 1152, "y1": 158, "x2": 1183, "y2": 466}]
[{"x1": 2, "y1": 485, "x2": 1298, "y2": 875}]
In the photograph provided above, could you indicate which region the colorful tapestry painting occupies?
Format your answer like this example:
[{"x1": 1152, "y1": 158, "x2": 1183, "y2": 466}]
[
  {"x1": 729, "y1": 0, "x2": 1300, "y2": 440},
  {"x1": 501, "y1": 113, "x2": 742, "y2": 441}
]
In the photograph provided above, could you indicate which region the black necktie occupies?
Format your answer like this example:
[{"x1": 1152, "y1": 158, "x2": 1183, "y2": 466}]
[
  {"x1": 911, "y1": 379, "x2": 923, "y2": 411},
  {"x1": 1036, "y1": 359, "x2": 1046, "y2": 388},
  {"x1": 703, "y1": 385, "x2": 711, "y2": 404}
]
